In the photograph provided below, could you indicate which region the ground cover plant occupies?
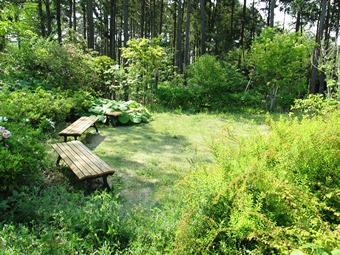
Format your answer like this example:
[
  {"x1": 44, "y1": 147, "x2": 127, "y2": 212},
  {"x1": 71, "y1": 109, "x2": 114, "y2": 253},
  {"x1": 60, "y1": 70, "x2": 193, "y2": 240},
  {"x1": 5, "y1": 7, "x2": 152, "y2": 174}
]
[{"x1": 88, "y1": 98, "x2": 152, "y2": 124}]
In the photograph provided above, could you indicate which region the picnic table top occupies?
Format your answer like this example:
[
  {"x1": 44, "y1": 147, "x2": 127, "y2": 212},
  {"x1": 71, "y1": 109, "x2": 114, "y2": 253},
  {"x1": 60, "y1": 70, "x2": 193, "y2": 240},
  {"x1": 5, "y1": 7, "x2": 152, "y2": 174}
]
[
  {"x1": 59, "y1": 116, "x2": 98, "y2": 137},
  {"x1": 52, "y1": 140, "x2": 115, "y2": 180}
]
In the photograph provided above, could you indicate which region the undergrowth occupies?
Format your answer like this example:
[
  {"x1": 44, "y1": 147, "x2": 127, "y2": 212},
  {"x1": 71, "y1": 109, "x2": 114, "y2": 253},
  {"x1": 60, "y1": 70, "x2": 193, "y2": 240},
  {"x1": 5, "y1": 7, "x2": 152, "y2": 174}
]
[{"x1": 174, "y1": 111, "x2": 339, "y2": 254}]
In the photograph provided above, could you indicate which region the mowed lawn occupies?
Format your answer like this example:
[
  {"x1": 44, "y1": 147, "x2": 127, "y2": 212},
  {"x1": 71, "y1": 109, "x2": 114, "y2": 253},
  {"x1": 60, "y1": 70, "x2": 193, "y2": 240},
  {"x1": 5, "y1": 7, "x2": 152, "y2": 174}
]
[{"x1": 82, "y1": 112, "x2": 268, "y2": 210}]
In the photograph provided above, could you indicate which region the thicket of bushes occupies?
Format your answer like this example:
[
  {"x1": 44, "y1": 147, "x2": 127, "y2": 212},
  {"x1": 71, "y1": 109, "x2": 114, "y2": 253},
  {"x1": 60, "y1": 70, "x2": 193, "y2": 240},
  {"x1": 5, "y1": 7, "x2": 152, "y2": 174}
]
[{"x1": 173, "y1": 107, "x2": 339, "y2": 254}]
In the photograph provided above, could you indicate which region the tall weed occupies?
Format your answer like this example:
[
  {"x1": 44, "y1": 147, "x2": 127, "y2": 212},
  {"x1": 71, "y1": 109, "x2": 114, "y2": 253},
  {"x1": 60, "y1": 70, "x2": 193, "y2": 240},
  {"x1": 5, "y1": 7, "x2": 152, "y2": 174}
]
[{"x1": 174, "y1": 111, "x2": 340, "y2": 254}]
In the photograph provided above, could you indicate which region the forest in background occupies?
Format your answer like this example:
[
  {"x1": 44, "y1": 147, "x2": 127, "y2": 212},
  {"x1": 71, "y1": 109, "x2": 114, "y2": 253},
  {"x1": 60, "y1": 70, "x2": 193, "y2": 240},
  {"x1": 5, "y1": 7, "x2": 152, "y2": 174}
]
[{"x1": 0, "y1": 0, "x2": 339, "y2": 108}]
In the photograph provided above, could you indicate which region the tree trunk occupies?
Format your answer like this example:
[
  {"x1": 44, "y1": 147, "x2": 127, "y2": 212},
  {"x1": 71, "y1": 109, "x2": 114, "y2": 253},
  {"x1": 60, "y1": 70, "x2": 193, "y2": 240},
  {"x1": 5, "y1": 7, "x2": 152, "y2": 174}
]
[
  {"x1": 123, "y1": 0, "x2": 129, "y2": 47},
  {"x1": 200, "y1": 0, "x2": 206, "y2": 55},
  {"x1": 82, "y1": 1, "x2": 87, "y2": 39},
  {"x1": 87, "y1": 0, "x2": 95, "y2": 49},
  {"x1": 239, "y1": 0, "x2": 247, "y2": 67},
  {"x1": 251, "y1": 0, "x2": 255, "y2": 40},
  {"x1": 69, "y1": 0, "x2": 73, "y2": 29},
  {"x1": 176, "y1": 0, "x2": 184, "y2": 73},
  {"x1": 230, "y1": 0, "x2": 235, "y2": 45},
  {"x1": 309, "y1": 0, "x2": 327, "y2": 94},
  {"x1": 110, "y1": 0, "x2": 116, "y2": 60},
  {"x1": 56, "y1": 0, "x2": 62, "y2": 43},
  {"x1": 46, "y1": 0, "x2": 52, "y2": 36},
  {"x1": 73, "y1": 0, "x2": 77, "y2": 31},
  {"x1": 319, "y1": 0, "x2": 332, "y2": 93},
  {"x1": 184, "y1": 0, "x2": 191, "y2": 68},
  {"x1": 295, "y1": 10, "x2": 301, "y2": 33},
  {"x1": 269, "y1": 0, "x2": 276, "y2": 27},
  {"x1": 141, "y1": 0, "x2": 145, "y2": 37},
  {"x1": 38, "y1": 0, "x2": 46, "y2": 37},
  {"x1": 159, "y1": 0, "x2": 164, "y2": 35}
]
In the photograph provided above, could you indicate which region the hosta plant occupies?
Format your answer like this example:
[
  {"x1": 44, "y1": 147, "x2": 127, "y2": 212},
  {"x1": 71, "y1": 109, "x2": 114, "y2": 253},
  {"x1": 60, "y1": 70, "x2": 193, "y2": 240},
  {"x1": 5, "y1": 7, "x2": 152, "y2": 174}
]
[{"x1": 88, "y1": 98, "x2": 152, "y2": 124}]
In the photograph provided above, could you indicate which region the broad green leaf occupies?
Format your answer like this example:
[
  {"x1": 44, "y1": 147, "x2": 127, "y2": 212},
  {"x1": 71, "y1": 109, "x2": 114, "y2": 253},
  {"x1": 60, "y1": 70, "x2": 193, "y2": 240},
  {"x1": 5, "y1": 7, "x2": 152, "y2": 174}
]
[
  {"x1": 118, "y1": 112, "x2": 130, "y2": 124},
  {"x1": 130, "y1": 113, "x2": 142, "y2": 123}
]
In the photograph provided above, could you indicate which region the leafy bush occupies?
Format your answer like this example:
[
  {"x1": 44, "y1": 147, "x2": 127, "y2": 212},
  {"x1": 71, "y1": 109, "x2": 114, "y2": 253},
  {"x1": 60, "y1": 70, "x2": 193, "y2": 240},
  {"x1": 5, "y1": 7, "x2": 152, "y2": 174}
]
[
  {"x1": 0, "y1": 186, "x2": 127, "y2": 254},
  {"x1": 156, "y1": 85, "x2": 196, "y2": 112},
  {"x1": 290, "y1": 94, "x2": 340, "y2": 118},
  {"x1": 90, "y1": 55, "x2": 116, "y2": 97},
  {"x1": 89, "y1": 98, "x2": 152, "y2": 124},
  {"x1": 0, "y1": 88, "x2": 92, "y2": 130},
  {"x1": 187, "y1": 55, "x2": 250, "y2": 111},
  {"x1": 0, "y1": 37, "x2": 102, "y2": 92},
  {"x1": 247, "y1": 28, "x2": 313, "y2": 111},
  {"x1": 174, "y1": 111, "x2": 340, "y2": 254},
  {"x1": 0, "y1": 120, "x2": 46, "y2": 191}
]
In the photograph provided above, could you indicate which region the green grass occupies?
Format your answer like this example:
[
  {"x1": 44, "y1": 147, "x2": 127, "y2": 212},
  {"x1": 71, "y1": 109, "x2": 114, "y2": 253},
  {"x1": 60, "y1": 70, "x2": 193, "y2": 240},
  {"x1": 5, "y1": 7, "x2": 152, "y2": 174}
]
[{"x1": 81, "y1": 112, "x2": 268, "y2": 211}]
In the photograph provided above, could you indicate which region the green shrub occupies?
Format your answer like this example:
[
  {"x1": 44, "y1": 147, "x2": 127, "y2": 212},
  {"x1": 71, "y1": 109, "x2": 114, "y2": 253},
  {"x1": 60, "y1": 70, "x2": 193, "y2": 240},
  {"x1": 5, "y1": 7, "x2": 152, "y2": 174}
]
[
  {"x1": 0, "y1": 37, "x2": 101, "y2": 92},
  {"x1": 0, "y1": 121, "x2": 46, "y2": 191},
  {"x1": 0, "y1": 186, "x2": 127, "y2": 254},
  {"x1": 156, "y1": 85, "x2": 196, "y2": 112},
  {"x1": 186, "y1": 55, "x2": 251, "y2": 111},
  {"x1": 174, "y1": 111, "x2": 340, "y2": 254},
  {"x1": 290, "y1": 94, "x2": 340, "y2": 118},
  {"x1": 0, "y1": 88, "x2": 92, "y2": 129}
]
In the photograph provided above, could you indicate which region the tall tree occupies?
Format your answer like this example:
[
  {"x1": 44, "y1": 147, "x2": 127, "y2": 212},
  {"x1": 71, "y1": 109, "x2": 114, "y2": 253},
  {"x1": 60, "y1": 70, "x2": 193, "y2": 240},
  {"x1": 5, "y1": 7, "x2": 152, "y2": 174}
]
[
  {"x1": 123, "y1": 0, "x2": 129, "y2": 46},
  {"x1": 176, "y1": 0, "x2": 184, "y2": 73},
  {"x1": 56, "y1": 0, "x2": 62, "y2": 43},
  {"x1": 309, "y1": 0, "x2": 327, "y2": 93},
  {"x1": 46, "y1": 0, "x2": 52, "y2": 36},
  {"x1": 269, "y1": 0, "x2": 276, "y2": 27},
  {"x1": 184, "y1": 0, "x2": 192, "y2": 68},
  {"x1": 200, "y1": 0, "x2": 206, "y2": 55},
  {"x1": 110, "y1": 0, "x2": 116, "y2": 60},
  {"x1": 87, "y1": 0, "x2": 95, "y2": 49},
  {"x1": 38, "y1": 0, "x2": 46, "y2": 37}
]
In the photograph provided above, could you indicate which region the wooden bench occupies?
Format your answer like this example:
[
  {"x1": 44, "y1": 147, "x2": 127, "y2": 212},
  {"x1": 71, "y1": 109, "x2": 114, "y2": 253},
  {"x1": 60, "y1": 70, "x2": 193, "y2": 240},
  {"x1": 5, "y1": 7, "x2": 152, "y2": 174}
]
[
  {"x1": 59, "y1": 116, "x2": 99, "y2": 142},
  {"x1": 105, "y1": 108, "x2": 143, "y2": 127},
  {"x1": 52, "y1": 140, "x2": 115, "y2": 190}
]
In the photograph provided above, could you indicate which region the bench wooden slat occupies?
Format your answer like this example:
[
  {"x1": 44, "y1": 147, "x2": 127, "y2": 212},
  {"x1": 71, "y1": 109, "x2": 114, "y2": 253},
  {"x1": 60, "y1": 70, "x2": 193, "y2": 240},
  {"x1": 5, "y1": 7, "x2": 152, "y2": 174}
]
[
  {"x1": 59, "y1": 116, "x2": 98, "y2": 136},
  {"x1": 57, "y1": 142, "x2": 94, "y2": 178},
  {"x1": 67, "y1": 141, "x2": 111, "y2": 177},
  {"x1": 52, "y1": 140, "x2": 115, "y2": 180},
  {"x1": 52, "y1": 142, "x2": 87, "y2": 179}
]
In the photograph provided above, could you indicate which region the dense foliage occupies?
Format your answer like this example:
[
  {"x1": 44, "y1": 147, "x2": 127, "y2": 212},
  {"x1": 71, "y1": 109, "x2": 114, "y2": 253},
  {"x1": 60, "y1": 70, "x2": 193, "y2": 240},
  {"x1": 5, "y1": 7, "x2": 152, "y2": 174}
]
[
  {"x1": 247, "y1": 28, "x2": 313, "y2": 111},
  {"x1": 174, "y1": 107, "x2": 340, "y2": 254},
  {"x1": 89, "y1": 98, "x2": 152, "y2": 124},
  {"x1": 0, "y1": 187, "x2": 127, "y2": 254}
]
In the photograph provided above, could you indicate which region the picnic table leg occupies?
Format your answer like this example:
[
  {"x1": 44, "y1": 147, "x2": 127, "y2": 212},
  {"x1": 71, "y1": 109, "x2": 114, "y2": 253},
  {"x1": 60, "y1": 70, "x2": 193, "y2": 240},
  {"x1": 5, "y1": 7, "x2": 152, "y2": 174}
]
[
  {"x1": 102, "y1": 175, "x2": 111, "y2": 191},
  {"x1": 93, "y1": 123, "x2": 100, "y2": 134},
  {"x1": 56, "y1": 155, "x2": 62, "y2": 166}
]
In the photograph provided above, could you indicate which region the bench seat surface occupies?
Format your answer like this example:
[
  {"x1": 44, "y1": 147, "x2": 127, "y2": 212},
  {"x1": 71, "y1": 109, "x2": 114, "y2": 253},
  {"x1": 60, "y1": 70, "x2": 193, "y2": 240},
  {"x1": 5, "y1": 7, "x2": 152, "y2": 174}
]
[
  {"x1": 59, "y1": 116, "x2": 98, "y2": 136},
  {"x1": 52, "y1": 140, "x2": 115, "y2": 180},
  {"x1": 105, "y1": 107, "x2": 144, "y2": 116}
]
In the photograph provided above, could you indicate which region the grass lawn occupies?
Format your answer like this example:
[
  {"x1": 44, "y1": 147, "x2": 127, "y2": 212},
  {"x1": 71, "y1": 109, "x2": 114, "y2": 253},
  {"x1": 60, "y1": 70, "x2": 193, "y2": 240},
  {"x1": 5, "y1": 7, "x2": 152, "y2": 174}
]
[{"x1": 81, "y1": 112, "x2": 268, "y2": 211}]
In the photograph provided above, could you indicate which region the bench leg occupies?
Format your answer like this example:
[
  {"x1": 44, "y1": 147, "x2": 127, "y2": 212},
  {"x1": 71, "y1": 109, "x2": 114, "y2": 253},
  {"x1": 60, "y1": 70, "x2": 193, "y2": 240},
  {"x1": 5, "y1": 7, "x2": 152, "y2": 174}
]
[
  {"x1": 93, "y1": 123, "x2": 100, "y2": 134},
  {"x1": 102, "y1": 175, "x2": 111, "y2": 191},
  {"x1": 56, "y1": 155, "x2": 62, "y2": 166}
]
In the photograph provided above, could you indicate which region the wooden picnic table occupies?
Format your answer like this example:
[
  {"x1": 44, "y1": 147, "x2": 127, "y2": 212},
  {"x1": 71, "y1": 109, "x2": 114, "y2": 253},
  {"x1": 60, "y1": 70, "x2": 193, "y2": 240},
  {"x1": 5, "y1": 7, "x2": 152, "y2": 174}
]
[
  {"x1": 58, "y1": 116, "x2": 99, "y2": 142},
  {"x1": 52, "y1": 140, "x2": 115, "y2": 190}
]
